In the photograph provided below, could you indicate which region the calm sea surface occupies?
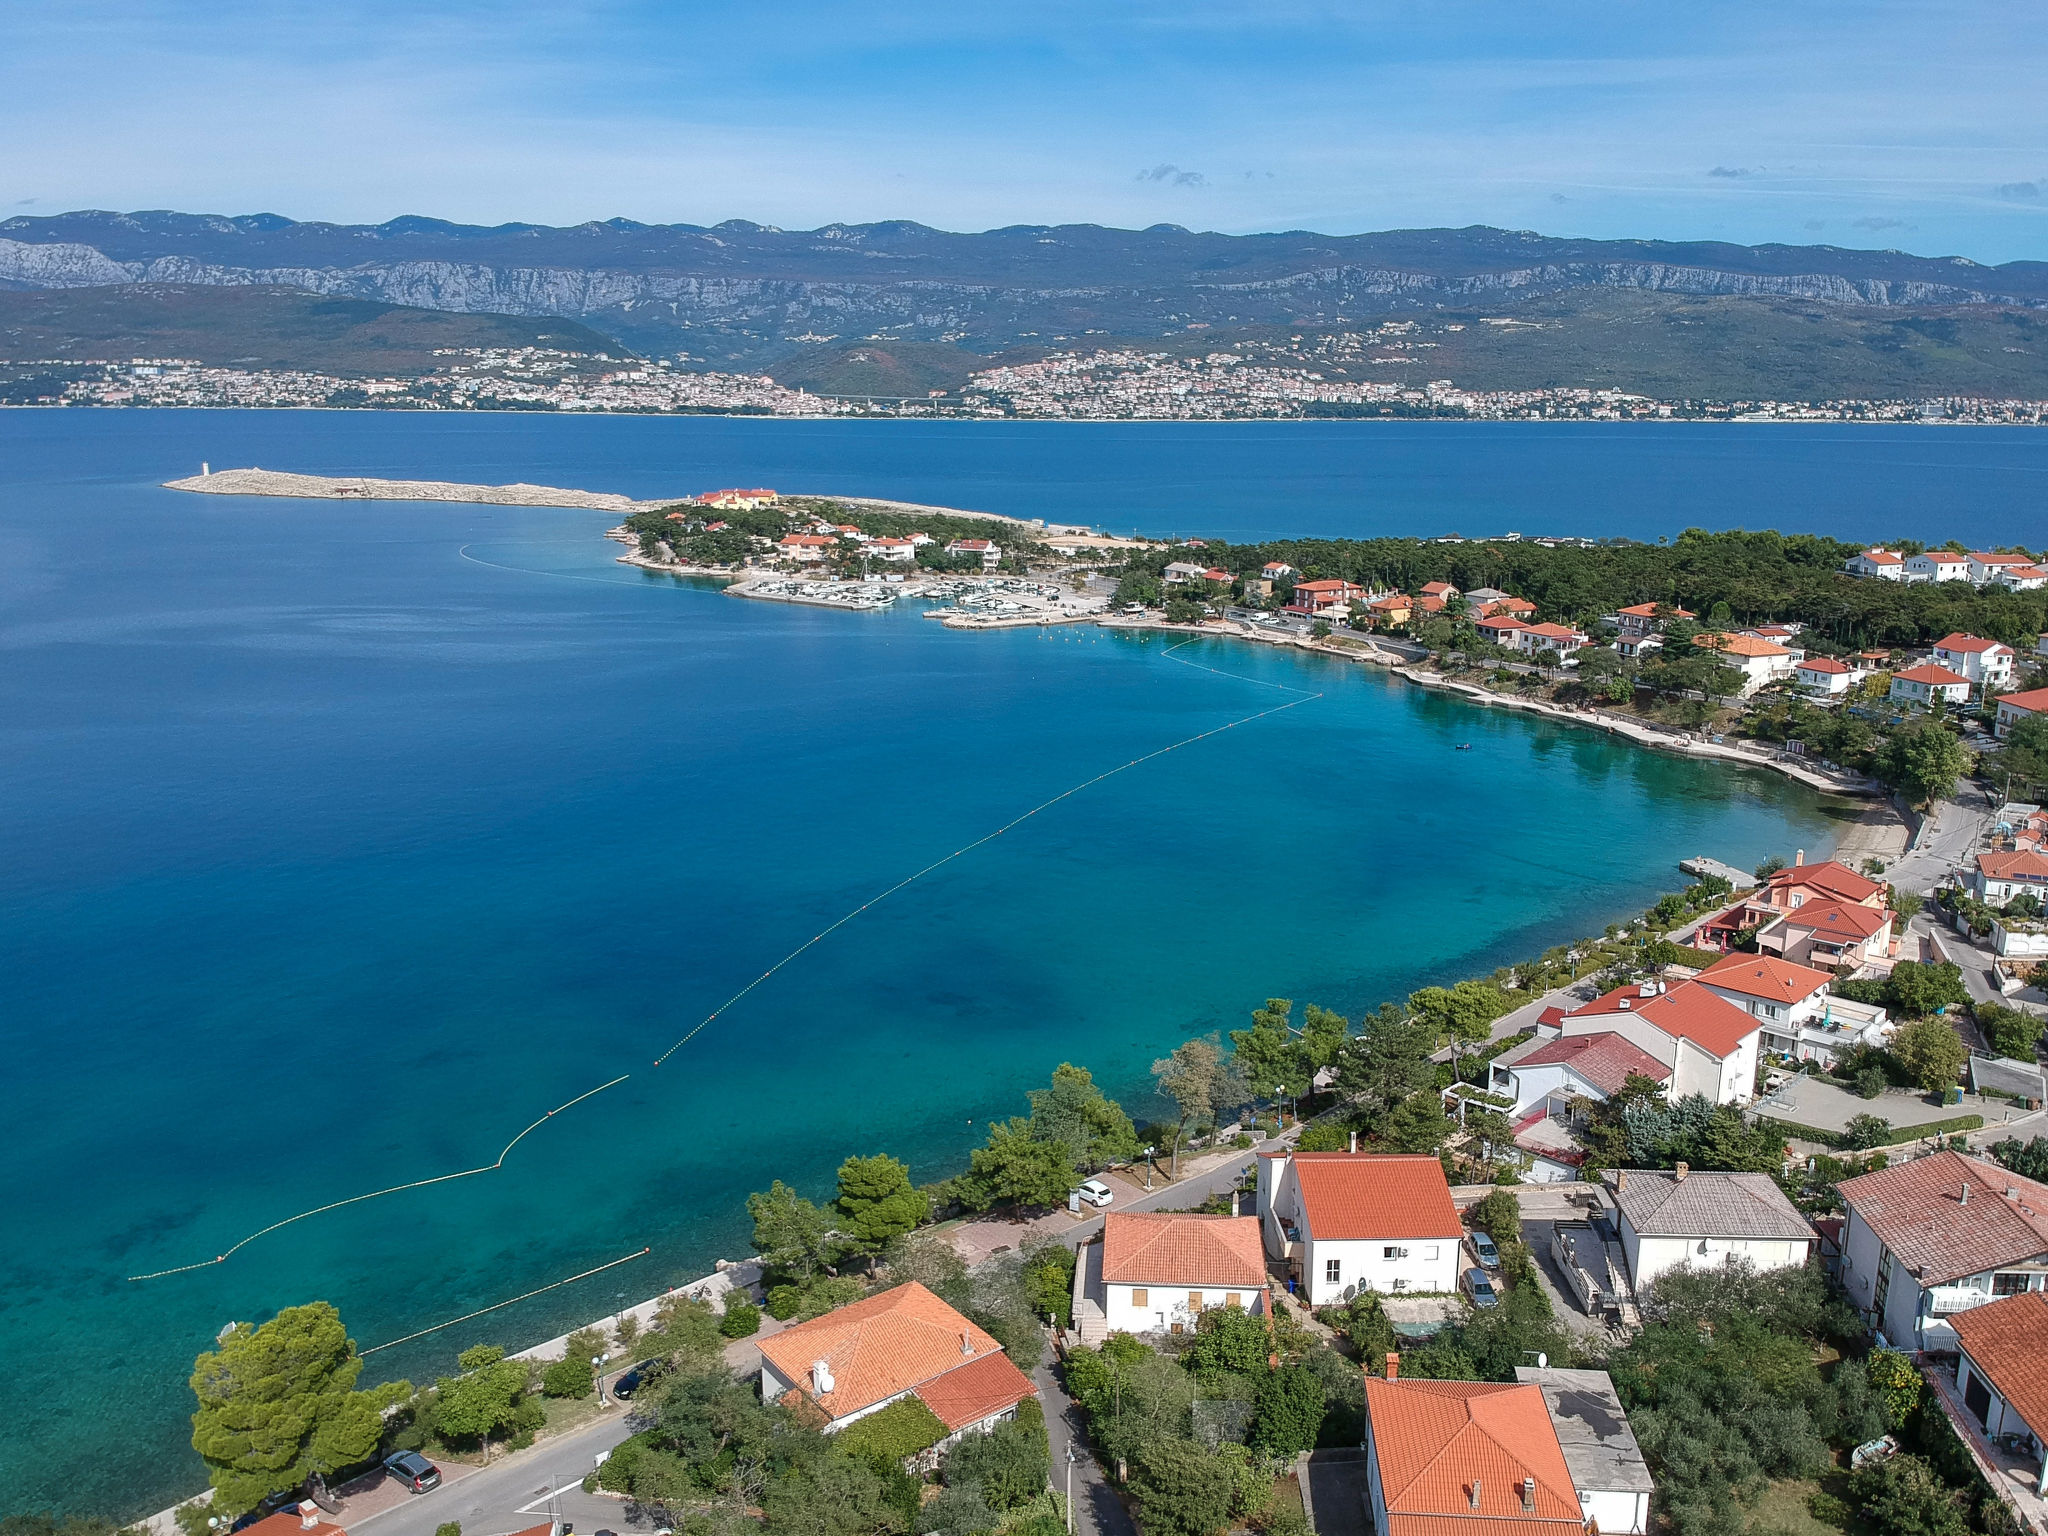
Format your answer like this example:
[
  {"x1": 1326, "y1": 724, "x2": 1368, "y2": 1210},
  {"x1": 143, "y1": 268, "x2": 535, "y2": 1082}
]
[{"x1": 2, "y1": 412, "x2": 2040, "y2": 1517}]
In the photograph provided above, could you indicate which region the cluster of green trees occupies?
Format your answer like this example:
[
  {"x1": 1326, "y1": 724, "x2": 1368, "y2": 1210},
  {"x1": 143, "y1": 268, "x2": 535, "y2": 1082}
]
[
  {"x1": 621, "y1": 498, "x2": 1047, "y2": 576},
  {"x1": 1061, "y1": 1306, "x2": 1345, "y2": 1536}
]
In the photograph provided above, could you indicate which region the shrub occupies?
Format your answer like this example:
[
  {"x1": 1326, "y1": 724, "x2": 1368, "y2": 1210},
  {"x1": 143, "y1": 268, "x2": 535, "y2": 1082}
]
[
  {"x1": 1855, "y1": 1066, "x2": 1889, "y2": 1100},
  {"x1": 1249, "y1": 1365, "x2": 1326, "y2": 1457},
  {"x1": 435, "y1": 1524, "x2": 461, "y2": 1536},
  {"x1": 540, "y1": 1357, "x2": 594, "y2": 1399},
  {"x1": 718, "y1": 1300, "x2": 761, "y2": 1338},
  {"x1": 1850, "y1": 1452, "x2": 1970, "y2": 1536},
  {"x1": 943, "y1": 1415, "x2": 1049, "y2": 1509},
  {"x1": 835, "y1": 1395, "x2": 951, "y2": 1462}
]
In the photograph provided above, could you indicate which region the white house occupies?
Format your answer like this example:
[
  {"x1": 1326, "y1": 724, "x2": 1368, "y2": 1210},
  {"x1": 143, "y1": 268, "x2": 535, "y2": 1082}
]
[
  {"x1": 1994, "y1": 564, "x2": 2048, "y2": 591},
  {"x1": 946, "y1": 539, "x2": 1002, "y2": 570},
  {"x1": 1972, "y1": 850, "x2": 2048, "y2": 905},
  {"x1": 1795, "y1": 656, "x2": 1862, "y2": 695},
  {"x1": 868, "y1": 536, "x2": 918, "y2": 563},
  {"x1": 1615, "y1": 600, "x2": 1696, "y2": 634},
  {"x1": 1692, "y1": 632, "x2": 1797, "y2": 695},
  {"x1": 1968, "y1": 551, "x2": 2040, "y2": 586},
  {"x1": 756, "y1": 1282, "x2": 1037, "y2": 1438},
  {"x1": 1997, "y1": 687, "x2": 2048, "y2": 740},
  {"x1": 1518, "y1": 621, "x2": 1590, "y2": 659},
  {"x1": 1890, "y1": 663, "x2": 1973, "y2": 707},
  {"x1": 1362, "y1": 1377, "x2": 1591, "y2": 1536},
  {"x1": 1557, "y1": 979, "x2": 1763, "y2": 1106},
  {"x1": 1491, "y1": 1030, "x2": 1670, "y2": 1118},
  {"x1": 1162, "y1": 561, "x2": 1211, "y2": 584},
  {"x1": 1695, "y1": 951, "x2": 1835, "y2": 1032},
  {"x1": 1256, "y1": 1151, "x2": 1463, "y2": 1305},
  {"x1": 1514, "y1": 1368, "x2": 1655, "y2": 1536},
  {"x1": 1907, "y1": 551, "x2": 1975, "y2": 584},
  {"x1": 1948, "y1": 1292, "x2": 2048, "y2": 1494},
  {"x1": 1837, "y1": 1150, "x2": 2048, "y2": 1352},
  {"x1": 1604, "y1": 1167, "x2": 1815, "y2": 1292},
  {"x1": 1075, "y1": 1212, "x2": 1268, "y2": 1340},
  {"x1": 1931, "y1": 633, "x2": 2017, "y2": 691},
  {"x1": 778, "y1": 533, "x2": 838, "y2": 562},
  {"x1": 1846, "y1": 548, "x2": 1907, "y2": 580}
]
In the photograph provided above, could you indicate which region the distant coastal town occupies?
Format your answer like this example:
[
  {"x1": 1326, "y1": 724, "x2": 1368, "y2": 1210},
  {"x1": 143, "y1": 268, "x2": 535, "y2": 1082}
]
[{"x1": 14, "y1": 343, "x2": 2048, "y2": 423}]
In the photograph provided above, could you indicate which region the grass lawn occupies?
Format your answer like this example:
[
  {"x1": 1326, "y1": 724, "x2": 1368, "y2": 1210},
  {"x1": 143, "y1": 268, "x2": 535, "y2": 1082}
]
[{"x1": 1747, "y1": 1477, "x2": 1850, "y2": 1536}]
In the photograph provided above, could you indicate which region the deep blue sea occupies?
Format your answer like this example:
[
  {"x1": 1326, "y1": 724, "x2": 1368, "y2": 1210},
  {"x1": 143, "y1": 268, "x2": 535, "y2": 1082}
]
[{"x1": 2, "y1": 412, "x2": 2040, "y2": 1518}]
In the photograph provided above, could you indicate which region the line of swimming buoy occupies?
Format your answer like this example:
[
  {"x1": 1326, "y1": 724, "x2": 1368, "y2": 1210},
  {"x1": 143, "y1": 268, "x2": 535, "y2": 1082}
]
[
  {"x1": 652, "y1": 639, "x2": 1322, "y2": 1066},
  {"x1": 359, "y1": 1247, "x2": 651, "y2": 1356},
  {"x1": 126, "y1": 1077, "x2": 633, "y2": 1281}
]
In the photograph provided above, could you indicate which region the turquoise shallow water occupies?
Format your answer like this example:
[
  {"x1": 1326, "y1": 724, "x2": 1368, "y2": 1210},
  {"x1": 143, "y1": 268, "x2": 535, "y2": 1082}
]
[{"x1": 3, "y1": 411, "x2": 2028, "y2": 1517}]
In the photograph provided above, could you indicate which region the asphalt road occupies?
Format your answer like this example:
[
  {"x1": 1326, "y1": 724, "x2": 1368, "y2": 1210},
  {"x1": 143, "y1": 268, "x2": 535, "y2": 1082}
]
[{"x1": 352, "y1": 1412, "x2": 650, "y2": 1536}]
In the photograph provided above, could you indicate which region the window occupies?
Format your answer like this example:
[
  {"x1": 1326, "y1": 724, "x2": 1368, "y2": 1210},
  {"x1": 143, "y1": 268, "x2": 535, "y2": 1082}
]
[
  {"x1": 1225, "y1": 1293, "x2": 1243, "y2": 1309},
  {"x1": 1187, "y1": 1292, "x2": 1203, "y2": 1313},
  {"x1": 1383, "y1": 1246, "x2": 1408, "y2": 1261},
  {"x1": 1994, "y1": 1273, "x2": 2033, "y2": 1297},
  {"x1": 1130, "y1": 1288, "x2": 1148, "y2": 1308},
  {"x1": 1325, "y1": 1259, "x2": 1342, "y2": 1285},
  {"x1": 1425, "y1": 1246, "x2": 1440, "y2": 1261}
]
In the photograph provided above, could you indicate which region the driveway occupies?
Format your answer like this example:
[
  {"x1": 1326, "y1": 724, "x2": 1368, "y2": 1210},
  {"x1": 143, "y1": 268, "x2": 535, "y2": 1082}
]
[{"x1": 1034, "y1": 1349, "x2": 1138, "y2": 1536}]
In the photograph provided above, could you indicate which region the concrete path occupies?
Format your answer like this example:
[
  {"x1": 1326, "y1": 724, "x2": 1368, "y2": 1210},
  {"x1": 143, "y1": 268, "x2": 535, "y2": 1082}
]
[{"x1": 1034, "y1": 1350, "x2": 1138, "y2": 1536}]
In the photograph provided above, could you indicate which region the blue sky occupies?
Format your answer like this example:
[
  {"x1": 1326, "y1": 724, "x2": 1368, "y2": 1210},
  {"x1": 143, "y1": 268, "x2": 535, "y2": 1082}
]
[{"x1": 6, "y1": 0, "x2": 2047, "y2": 260}]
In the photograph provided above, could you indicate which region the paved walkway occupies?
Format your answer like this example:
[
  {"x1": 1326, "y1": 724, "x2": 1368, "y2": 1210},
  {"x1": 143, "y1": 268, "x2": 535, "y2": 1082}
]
[
  {"x1": 1749, "y1": 1073, "x2": 2035, "y2": 1138},
  {"x1": 1034, "y1": 1348, "x2": 1137, "y2": 1536}
]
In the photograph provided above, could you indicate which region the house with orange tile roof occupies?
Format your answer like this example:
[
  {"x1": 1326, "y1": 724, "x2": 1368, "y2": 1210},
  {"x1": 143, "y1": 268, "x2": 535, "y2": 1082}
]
[
  {"x1": 1288, "y1": 578, "x2": 1362, "y2": 615},
  {"x1": 1475, "y1": 613, "x2": 1531, "y2": 649},
  {"x1": 1076, "y1": 1211, "x2": 1268, "y2": 1339},
  {"x1": 778, "y1": 532, "x2": 838, "y2": 561},
  {"x1": 1890, "y1": 662, "x2": 1973, "y2": 707},
  {"x1": 1698, "y1": 855, "x2": 1889, "y2": 955},
  {"x1": 756, "y1": 1282, "x2": 1036, "y2": 1440},
  {"x1": 1488, "y1": 1030, "x2": 1670, "y2": 1118},
  {"x1": 1474, "y1": 594, "x2": 1536, "y2": 620},
  {"x1": 1695, "y1": 951, "x2": 1836, "y2": 1031},
  {"x1": 238, "y1": 1508, "x2": 348, "y2": 1536},
  {"x1": 1519, "y1": 621, "x2": 1590, "y2": 659},
  {"x1": 1419, "y1": 580, "x2": 1459, "y2": 600},
  {"x1": 1614, "y1": 600, "x2": 1695, "y2": 637},
  {"x1": 1838, "y1": 1150, "x2": 2048, "y2": 1351},
  {"x1": 1794, "y1": 655, "x2": 1863, "y2": 695},
  {"x1": 1946, "y1": 1291, "x2": 2048, "y2": 1492},
  {"x1": 1756, "y1": 898, "x2": 1894, "y2": 970},
  {"x1": 1845, "y1": 548, "x2": 1907, "y2": 579},
  {"x1": 1997, "y1": 686, "x2": 2048, "y2": 740},
  {"x1": 1556, "y1": 978, "x2": 1764, "y2": 1105},
  {"x1": 1991, "y1": 563, "x2": 2048, "y2": 592},
  {"x1": 1932, "y1": 633, "x2": 2017, "y2": 691},
  {"x1": 1254, "y1": 1152, "x2": 1463, "y2": 1304},
  {"x1": 697, "y1": 488, "x2": 779, "y2": 508},
  {"x1": 1968, "y1": 551, "x2": 2041, "y2": 585},
  {"x1": 1360, "y1": 1375, "x2": 1594, "y2": 1536},
  {"x1": 1906, "y1": 550, "x2": 1975, "y2": 584},
  {"x1": 1973, "y1": 850, "x2": 2048, "y2": 905},
  {"x1": 1692, "y1": 631, "x2": 1797, "y2": 694}
]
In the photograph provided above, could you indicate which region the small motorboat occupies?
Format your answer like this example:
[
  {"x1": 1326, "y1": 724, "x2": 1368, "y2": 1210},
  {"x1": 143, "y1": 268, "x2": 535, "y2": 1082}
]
[{"x1": 1455, "y1": 743, "x2": 1473, "y2": 750}]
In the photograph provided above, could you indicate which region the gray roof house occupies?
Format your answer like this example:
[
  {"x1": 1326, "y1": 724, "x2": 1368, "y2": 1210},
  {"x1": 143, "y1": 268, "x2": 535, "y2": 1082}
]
[
  {"x1": 1515, "y1": 1367, "x2": 1654, "y2": 1535},
  {"x1": 1604, "y1": 1166, "x2": 1816, "y2": 1292}
]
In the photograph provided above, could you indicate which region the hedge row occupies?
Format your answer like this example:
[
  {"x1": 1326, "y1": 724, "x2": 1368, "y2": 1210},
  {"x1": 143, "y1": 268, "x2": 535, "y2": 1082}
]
[{"x1": 1754, "y1": 1112, "x2": 1983, "y2": 1150}]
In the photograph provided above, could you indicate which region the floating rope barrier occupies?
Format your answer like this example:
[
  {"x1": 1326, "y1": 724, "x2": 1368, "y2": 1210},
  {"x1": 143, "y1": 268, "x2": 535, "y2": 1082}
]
[
  {"x1": 360, "y1": 1247, "x2": 651, "y2": 1356},
  {"x1": 126, "y1": 1076, "x2": 632, "y2": 1281},
  {"x1": 652, "y1": 637, "x2": 1321, "y2": 1066}
]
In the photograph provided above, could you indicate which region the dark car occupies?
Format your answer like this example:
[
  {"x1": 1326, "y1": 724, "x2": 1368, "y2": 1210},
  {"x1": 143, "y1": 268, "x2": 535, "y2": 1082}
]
[
  {"x1": 1463, "y1": 1267, "x2": 1500, "y2": 1309},
  {"x1": 610, "y1": 1357, "x2": 671, "y2": 1401},
  {"x1": 1471, "y1": 1231, "x2": 1501, "y2": 1270},
  {"x1": 384, "y1": 1451, "x2": 442, "y2": 1494}
]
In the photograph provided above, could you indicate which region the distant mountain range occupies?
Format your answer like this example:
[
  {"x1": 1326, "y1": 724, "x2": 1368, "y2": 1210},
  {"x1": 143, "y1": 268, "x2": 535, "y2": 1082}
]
[{"x1": 4, "y1": 210, "x2": 2047, "y2": 397}]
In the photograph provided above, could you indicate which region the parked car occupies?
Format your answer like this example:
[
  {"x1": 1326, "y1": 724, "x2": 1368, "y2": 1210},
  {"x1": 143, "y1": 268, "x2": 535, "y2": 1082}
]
[
  {"x1": 383, "y1": 1451, "x2": 441, "y2": 1494},
  {"x1": 1075, "y1": 1179, "x2": 1114, "y2": 1207},
  {"x1": 611, "y1": 1357, "x2": 672, "y2": 1400},
  {"x1": 1471, "y1": 1230, "x2": 1501, "y2": 1270},
  {"x1": 1462, "y1": 1268, "x2": 1499, "y2": 1309}
]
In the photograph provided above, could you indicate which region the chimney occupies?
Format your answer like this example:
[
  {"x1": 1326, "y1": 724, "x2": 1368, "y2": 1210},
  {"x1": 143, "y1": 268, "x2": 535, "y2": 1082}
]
[
  {"x1": 1349, "y1": 1130, "x2": 1358, "y2": 1155},
  {"x1": 1521, "y1": 1477, "x2": 1536, "y2": 1513},
  {"x1": 1675, "y1": 1161, "x2": 1689, "y2": 1181},
  {"x1": 962, "y1": 1330, "x2": 975, "y2": 1356},
  {"x1": 1469, "y1": 1480, "x2": 1482, "y2": 1510},
  {"x1": 1385, "y1": 1351, "x2": 1400, "y2": 1381},
  {"x1": 299, "y1": 1505, "x2": 319, "y2": 1531},
  {"x1": 1616, "y1": 1170, "x2": 1627, "y2": 1194},
  {"x1": 812, "y1": 1359, "x2": 835, "y2": 1395},
  {"x1": 1795, "y1": 849, "x2": 1805, "y2": 865},
  {"x1": 2007, "y1": 1187, "x2": 2020, "y2": 1199},
  {"x1": 1960, "y1": 1182, "x2": 1970, "y2": 1206}
]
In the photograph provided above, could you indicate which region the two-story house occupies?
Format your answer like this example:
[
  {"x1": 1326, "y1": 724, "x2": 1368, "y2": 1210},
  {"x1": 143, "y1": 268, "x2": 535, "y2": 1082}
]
[
  {"x1": 1906, "y1": 551, "x2": 1975, "y2": 584},
  {"x1": 1891, "y1": 663, "x2": 1974, "y2": 707},
  {"x1": 1996, "y1": 687, "x2": 2048, "y2": 740},
  {"x1": 1837, "y1": 1151, "x2": 2048, "y2": 1352},
  {"x1": 1967, "y1": 551, "x2": 2039, "y2": 586},
  {"x1": 1692, "y1": 632, "x2": 1797, "y2": 695},
  {"x1": 1796, "y1": 656, "x2": 1863, "y2": 695},
  {"x1": 1071, "y1": 1211, "x2": 1268, "y2": 1340},
  {"x1": 1845, "y1": 548, "x2": 1907, "y2": 580},
  {"x1": 1553, "y1": 979, "x2": 1763, "y2": 1105},
  {"x1": 1755, "y1": 899, "x2": 1893, "y2": 969},
  {"x1": 1255, "y1": 1151, "x2": 1463, "y2": 1305},
  {"x1": 1490, "y1": 1030, "x2": 1670, "y2": 1118},
  {"x1": 1931, "y1": 633, "x2": 2017, "y2": 693},
  {"x1": 1361, "y1": 1373, "x2": 1597, "y2": 1536},
  {"x1": 1972, "y1": 850, "x2": 2048, "y2": 906},
  {"x1": 1513, "y1": 1368, "x2": 1655, "y2": 1535}
]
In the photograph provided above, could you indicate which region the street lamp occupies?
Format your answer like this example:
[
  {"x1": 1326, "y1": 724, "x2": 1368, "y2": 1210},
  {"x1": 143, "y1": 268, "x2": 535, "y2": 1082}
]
[
  {"x1": 1143, "y1": 1146, "x2": 1155, "y2": 1190},
  {"x1": 594, "y1": 1353, "x2": 610, "y2": 1404},
  {"x1": 1065, "y1": 1444, "x2": 1077, "y2": 1535}
]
